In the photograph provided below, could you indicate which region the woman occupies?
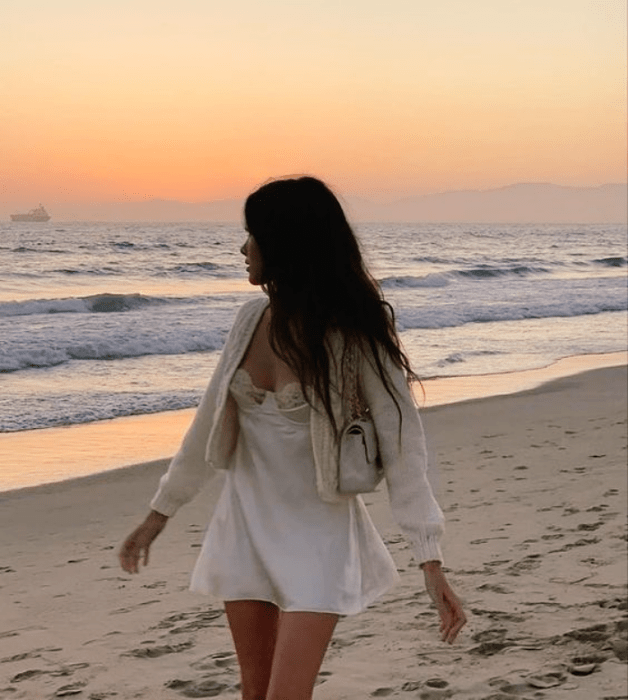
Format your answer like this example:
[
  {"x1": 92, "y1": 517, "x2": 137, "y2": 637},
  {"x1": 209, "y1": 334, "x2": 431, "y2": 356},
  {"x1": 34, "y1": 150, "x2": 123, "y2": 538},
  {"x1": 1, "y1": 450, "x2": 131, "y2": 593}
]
[{"x1": 119, "y1": 176, "x2": 466, "y2": 700}]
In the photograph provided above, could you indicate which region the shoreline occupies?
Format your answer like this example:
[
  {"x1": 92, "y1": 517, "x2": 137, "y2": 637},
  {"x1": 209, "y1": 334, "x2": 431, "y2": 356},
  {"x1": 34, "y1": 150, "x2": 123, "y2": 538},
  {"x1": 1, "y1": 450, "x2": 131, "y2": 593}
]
[{"x1": 0, "y1": 350, "x2": 625, "y2": 494}]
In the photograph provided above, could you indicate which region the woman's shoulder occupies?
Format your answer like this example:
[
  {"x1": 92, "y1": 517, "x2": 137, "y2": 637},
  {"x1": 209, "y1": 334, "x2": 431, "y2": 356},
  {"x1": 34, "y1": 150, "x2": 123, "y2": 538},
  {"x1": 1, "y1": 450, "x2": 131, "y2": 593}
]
[
  {"x1": 220, "y1": 296, "x2": 269, "y2": 353},
  {"x1": 235, "y1": 294, "x2": 269, "y2": 318},
  {"x1": 230, "y1": 295, "x2": 269, "y2": 329}
]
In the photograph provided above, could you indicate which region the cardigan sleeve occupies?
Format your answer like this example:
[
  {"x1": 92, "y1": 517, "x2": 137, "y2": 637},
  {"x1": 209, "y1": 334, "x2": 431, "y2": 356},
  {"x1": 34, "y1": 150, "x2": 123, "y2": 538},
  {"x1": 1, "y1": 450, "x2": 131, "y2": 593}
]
[
  {"x1": 149, "y1": 343, "x2": 228, "y2": 516},
  {"x1": 149, "y1": 302, "x2": 248, "y2": 516},
  {"x1": 360, "y1": 348, "x2": 445, "y2": 565}
]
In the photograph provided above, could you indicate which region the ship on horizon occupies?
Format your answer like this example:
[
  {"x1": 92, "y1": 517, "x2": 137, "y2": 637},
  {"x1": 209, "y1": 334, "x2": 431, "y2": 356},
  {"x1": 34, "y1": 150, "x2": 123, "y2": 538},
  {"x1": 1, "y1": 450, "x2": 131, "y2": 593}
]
[{"x1": 10, "y1": 204, "x2": 51, "y2": 222}]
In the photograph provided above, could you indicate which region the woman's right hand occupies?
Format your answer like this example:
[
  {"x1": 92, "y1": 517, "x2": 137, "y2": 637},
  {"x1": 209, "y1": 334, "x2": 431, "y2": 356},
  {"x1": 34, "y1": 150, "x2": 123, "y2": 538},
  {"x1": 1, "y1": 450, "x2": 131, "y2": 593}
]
[
  {"x1": 119, "y1": 510, "x2": 169, "y2": 574},
  {"x1": 421, "y1": 561, "x2": 466, "y2": 644}
]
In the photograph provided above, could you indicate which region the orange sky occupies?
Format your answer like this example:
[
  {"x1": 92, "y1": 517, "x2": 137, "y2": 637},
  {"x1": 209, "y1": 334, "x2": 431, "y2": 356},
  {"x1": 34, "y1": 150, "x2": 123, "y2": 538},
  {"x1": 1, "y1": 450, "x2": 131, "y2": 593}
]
[{"x1": 2, "y1": 0, "x2": 626, "y2": 210}]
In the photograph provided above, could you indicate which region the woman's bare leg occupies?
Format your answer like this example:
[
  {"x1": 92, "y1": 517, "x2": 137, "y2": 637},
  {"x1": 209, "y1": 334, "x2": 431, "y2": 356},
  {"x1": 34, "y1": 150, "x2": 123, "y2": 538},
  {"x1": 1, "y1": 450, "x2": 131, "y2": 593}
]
[
  {"x1": 225, "y1": 600, "x2": 280, "y2": 700},
  {"x1": 266, "y1": 611, "x2": 339, "y2": 700}
]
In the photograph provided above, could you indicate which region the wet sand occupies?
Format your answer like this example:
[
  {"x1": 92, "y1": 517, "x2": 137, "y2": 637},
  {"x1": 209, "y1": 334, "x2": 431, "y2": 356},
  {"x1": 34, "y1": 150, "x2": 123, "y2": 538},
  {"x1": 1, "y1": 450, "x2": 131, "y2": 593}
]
[{"x1": 0, "y1": 363, "x2": 626, "y2": 699}]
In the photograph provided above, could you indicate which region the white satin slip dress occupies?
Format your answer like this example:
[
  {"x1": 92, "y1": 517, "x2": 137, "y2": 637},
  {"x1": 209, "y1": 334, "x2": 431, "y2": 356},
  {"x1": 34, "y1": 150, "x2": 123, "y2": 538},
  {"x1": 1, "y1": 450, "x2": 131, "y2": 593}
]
[{"x1": 189, "y1": 368, "x2": 399, "y2": 615}]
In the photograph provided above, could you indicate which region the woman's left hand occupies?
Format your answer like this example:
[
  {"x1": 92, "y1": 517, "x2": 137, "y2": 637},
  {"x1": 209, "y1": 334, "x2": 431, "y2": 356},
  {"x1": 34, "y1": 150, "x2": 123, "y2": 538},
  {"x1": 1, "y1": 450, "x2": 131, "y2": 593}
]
[{"x1": 421, "y1": 561, "x2": 466, "y2": 644}]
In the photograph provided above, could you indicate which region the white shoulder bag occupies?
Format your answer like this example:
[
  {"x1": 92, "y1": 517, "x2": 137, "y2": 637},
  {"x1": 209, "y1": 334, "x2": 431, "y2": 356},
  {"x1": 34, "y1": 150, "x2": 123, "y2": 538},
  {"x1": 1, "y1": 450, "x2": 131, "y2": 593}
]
[{"x1": 337, "y1": 349, "x2": 384, "y2": 495}]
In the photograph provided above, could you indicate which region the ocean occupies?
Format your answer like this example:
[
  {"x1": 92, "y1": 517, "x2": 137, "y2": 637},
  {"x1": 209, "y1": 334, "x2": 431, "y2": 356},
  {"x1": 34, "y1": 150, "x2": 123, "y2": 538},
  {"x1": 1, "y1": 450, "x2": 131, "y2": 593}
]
[{"x1": 1, "y1": 220, "x2": 626, "y2": 435}]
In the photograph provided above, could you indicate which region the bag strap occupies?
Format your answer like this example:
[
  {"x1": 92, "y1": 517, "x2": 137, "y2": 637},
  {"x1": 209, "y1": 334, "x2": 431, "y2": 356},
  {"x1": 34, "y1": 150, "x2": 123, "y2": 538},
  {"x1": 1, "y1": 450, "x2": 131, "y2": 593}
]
[{"x1": 346, "y1": 345, "x2": 367, "y2": 420}]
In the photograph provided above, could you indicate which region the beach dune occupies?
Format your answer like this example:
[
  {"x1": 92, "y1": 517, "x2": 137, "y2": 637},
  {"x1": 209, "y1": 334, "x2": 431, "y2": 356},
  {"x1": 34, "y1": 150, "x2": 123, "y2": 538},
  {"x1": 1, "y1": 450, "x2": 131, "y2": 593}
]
[{"x1": 1, "y1": 365, "x2": 626, "y2": 699}]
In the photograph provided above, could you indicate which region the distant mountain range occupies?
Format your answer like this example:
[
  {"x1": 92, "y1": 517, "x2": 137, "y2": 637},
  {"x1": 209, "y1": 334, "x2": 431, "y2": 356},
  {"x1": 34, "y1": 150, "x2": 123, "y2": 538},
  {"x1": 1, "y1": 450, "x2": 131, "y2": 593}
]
[
  {"x1": 345, "y1": 183, "x2": 627, "y2": 224},
  {"x1": 18, "y1": 183, "x2": 627, "y2": 223}
]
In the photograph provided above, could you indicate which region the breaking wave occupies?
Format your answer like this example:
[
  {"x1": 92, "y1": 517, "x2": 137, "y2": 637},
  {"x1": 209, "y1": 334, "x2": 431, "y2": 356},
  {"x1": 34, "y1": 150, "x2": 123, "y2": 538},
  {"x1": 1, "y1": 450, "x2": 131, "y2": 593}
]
[{"x1": 0, "y1": 293, "x2": 170, "y2": 317}]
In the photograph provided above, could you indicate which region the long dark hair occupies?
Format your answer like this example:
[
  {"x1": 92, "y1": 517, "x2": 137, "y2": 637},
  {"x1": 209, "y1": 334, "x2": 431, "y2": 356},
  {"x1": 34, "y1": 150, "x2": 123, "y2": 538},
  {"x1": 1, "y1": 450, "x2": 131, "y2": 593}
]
[{"x1": 244, "y1": 176, "x2": 418, "y2": 436}]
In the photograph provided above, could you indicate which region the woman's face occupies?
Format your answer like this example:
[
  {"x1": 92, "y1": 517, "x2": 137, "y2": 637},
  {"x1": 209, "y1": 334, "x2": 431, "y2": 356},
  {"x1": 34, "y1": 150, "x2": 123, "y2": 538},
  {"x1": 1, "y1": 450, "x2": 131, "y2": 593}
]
[{"x1": 241, "y1": 233, "x2": 264, "y2": 286}]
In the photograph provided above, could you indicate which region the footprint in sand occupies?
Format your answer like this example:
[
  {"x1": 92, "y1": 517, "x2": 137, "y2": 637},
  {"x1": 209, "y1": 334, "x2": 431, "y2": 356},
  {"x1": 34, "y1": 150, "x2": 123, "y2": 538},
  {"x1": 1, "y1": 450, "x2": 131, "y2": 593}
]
[
  {"x1": 153, "y1": 609, "x2": 224, "y2": 634},
  {"x1": 166, "y1": 677, "x2": 234, "y2": 697},
  {"x1": 486, "y1": 559, "x2": 512, "y2": 568},
  {"x1": 469, "y1": 641, "x2": 514, "y2": 657},
  {"x1": 506, "y1": 554, "x2": 542, "y2": 575},
  {"x1": 401, "y1": 681, "x2": 421, "y2": 691},
  {"x1": 561, "y1": 622, "x2": 610, "y2": 643},
  {"x1": 476, "y1": 583, "x2": 512, "y2": 594},
  {"x1": 53, "y1": 681, "x2": 88, "y2": 696},
  {"x1": 472, "y1": 628, "x2": 509, "y2": 643},
  {"x1": 470, "y1": 608, "x2": 527, "y2": 623},
  {"x1": 210, "y1": 651, "x2": 237, "y2": 668},
  {"x1": 190, "y1": 650, "x2": 237, "y2": 671},
  {"x1": 124, "y1": 640, "x2": 195, "y2": 658},
  {"x1": 418, "y1": 679, "x2": 453, "y2": 700},
  {"x1": 550, "y1": 536, "x2": 601, "y2": 553},
  {"x1": 467, "y1": 628, "x2": 522, "y2": 657},
  {"x1": 10, "y1": 663, "x2": 90, "y2": 684},
  {"x1": 577, "y1": 522, "x2": 603, "y2": 531},
  {"x1": 1, "y1": 646, "x2": 62, "y2": 663},
  {"x1": 10, "y1": 668, "x2": 46, "y2": 682},
  {"x1": 486, "y1": 676, "x2": 539, "y2": 697},
  {"x1": 546, "y1": 621, "x2": 628, "y2": 663},
  {"x1": 525, "y1": 669, "x2": 567, "y2": 689},
  {"x1": 168, "y1": 614, "x2": 224, "y2": 634},
  {"x1": 568, "y1": 652, "x2": 610, "y2": 675}
]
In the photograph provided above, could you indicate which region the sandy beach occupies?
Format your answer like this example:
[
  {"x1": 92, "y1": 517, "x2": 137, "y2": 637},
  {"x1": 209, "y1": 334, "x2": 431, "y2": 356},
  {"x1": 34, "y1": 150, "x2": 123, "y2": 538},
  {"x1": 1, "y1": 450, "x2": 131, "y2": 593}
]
[{"x1": 1, "y1": 363, "x2": 626, "y2": 699}]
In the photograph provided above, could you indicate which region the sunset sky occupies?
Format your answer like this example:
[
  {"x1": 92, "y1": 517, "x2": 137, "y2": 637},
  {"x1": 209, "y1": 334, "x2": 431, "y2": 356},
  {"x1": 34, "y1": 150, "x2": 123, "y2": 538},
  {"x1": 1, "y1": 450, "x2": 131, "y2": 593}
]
[{"x1": 2, "y1": 0, "x2": 626, "y2": 210}]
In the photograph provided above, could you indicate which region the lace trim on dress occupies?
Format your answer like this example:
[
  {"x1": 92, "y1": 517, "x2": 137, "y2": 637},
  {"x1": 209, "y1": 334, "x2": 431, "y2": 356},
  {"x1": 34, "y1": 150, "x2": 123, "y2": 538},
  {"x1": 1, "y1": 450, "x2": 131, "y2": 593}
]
[
  {"x1": 231, "y1": 368, "x2": 266, "y2": 406},
  {"x1": 231, "y1": 368, "x2": 308, "y2": 411}
]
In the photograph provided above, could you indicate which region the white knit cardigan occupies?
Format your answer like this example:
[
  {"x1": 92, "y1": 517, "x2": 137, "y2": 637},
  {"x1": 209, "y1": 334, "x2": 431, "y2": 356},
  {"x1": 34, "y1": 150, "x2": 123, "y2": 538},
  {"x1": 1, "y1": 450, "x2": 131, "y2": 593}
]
[{"x1": 150, "y1": 296, "x2": 445, "y2": 565}]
